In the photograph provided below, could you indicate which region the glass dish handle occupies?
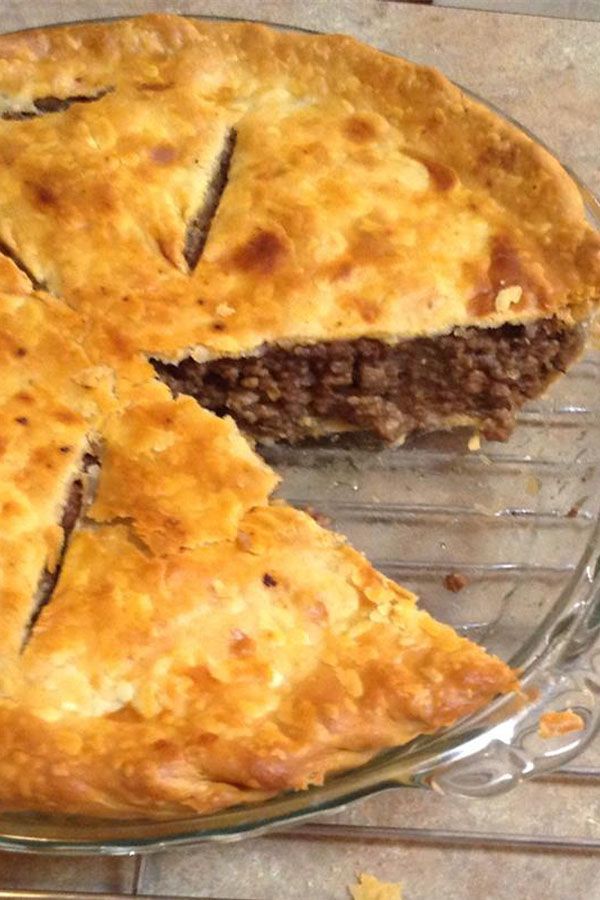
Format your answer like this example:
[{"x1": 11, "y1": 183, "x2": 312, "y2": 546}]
[{"x1": 426, "y1": 596, "x2": 600, "y2": 798}]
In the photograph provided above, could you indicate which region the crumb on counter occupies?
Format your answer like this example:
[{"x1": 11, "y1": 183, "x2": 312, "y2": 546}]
[
  {"x1": 443, "y1": 571, "x2": 469, "y2": 593},
  {"x1": 538, "y1": 709, "x2": 585, "y2": 739},
  {"x1": 350, "y1": 872, "x2": 403, "y2": 900},
  {"x1": 565, "y1": 495, "x2": 588, "y2": 519}
]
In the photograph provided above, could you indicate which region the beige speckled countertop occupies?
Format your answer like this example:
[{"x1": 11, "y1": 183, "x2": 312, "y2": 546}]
[{"x1": 0, "y1": 2, "x2": 599, "y2": 898}]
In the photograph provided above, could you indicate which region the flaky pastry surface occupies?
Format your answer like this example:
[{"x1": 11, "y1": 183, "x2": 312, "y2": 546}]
[
  {"x1": 0, "y1": 13, "x2": 595, "y2": 817},
  {"x1": 0, "y1": 14, "x2": 598, "y2": 365},
  {"x1": 4, "y1": 505, "x2": 516, "y2": 818}
]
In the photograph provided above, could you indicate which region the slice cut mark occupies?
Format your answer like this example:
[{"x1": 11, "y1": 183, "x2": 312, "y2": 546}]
[
  {"x1": 21, "y1": 450, "x2": 100, "y2": 651},
  {"x1": 0, "y1": 237, "x2": 47, "y2": 292},
  {"x1": 184, "y1": 128, "x2": 237, "y2": 272},
  {"x1": 1, "y1": 88, "x2": 113, "y2": 121}
]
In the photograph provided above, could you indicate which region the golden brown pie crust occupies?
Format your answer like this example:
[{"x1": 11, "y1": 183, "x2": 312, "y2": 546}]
[{"x1": 0, "y1": 13, "x2": 596, "y2": 818}]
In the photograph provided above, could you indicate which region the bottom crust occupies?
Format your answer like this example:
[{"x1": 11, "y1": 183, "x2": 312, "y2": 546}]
[{"x1": 154, "y1": 319, "x2": 584, "y2": 443}]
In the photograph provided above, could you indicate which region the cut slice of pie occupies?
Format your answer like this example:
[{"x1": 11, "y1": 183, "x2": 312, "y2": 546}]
[
  {"x1": 0, "y1": 13, "x2": 596, "y2": 819},
  {"x1": 5, "y1": 502, "x2": 516, "y2": 818}
]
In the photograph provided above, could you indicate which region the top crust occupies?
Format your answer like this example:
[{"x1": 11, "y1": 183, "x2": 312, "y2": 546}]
[
  {"x1": 6, "y1": 505, "x2": 516, "y2": 818},
  {"x1": 0, "y1": 14, "x2": 593, "y2": 818},
  {"x1": 0, "y1": 14, "x2": 596, "y2": 366}
]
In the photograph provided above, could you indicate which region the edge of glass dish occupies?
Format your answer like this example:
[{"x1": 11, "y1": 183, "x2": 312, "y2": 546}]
[{"x1": 0, "y1": 12, "x2": 600, "y2": 855}]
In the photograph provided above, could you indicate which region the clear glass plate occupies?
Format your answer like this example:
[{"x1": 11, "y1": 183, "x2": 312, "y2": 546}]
[{"x1": 1, "y1": 12, "x2": 600, "y2": 856}]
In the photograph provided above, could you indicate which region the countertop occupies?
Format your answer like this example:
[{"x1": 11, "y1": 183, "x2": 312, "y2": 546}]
[{"x1": 0, "y1": 1, "x2": 599, "y2": 898}]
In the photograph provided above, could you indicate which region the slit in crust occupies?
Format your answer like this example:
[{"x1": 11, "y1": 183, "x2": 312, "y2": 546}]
[
  {"x1": 21, "y1": 451, "x2": 100, "y2": 649},
  {"x1": 152, "y1": 318, "x2": 584, "y2": 444},
  {"x1": 184, "y1": 128, "x2": 237, "y2": 271},
  {"x1": 1, "y1": 89, "x2": 113, "y2": 121},
  {"x1": 0, "y1": 237, "x2": 47, "y2": 291}
]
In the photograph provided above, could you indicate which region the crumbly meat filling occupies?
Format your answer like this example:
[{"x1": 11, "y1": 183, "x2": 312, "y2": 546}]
[{"x1": 153, "y1": 319, "x2": 584, "y2": 443}]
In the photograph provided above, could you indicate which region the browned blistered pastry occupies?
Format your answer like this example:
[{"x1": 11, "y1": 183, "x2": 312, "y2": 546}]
[{"x1": 0, "y1": 12, "x2": 597, "y2": 818}]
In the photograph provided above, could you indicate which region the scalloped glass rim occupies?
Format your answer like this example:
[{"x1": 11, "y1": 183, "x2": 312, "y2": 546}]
[{"x1": 0, "y1": 12, "x2": 599, "y2": 855}]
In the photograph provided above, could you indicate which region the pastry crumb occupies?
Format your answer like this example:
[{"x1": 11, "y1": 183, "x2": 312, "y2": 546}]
[
  {"x1": 495, "y1": 285, "x2": 523, "y2": 313},
  {"x1": 443, "y1": 571, "x2": 469, "y2": 593},
  {"x1": 526, "y1": 475, "x2": 540, "y2": 496},
  {"x1": 301, "y1": 505, "x2": 332, "y2": 528},
  {"x1": 467, "y1": 431, "x2": 481, "y2": 451},
  {"x1": 565, "y1": 504, "x2": 580, "y2": 518},
  {"x1": 539, "y1": 709, "x2": 585, "y2": 739},
  {"x1": 350, "y1": 872, "x2": 403, "y2": 900}
]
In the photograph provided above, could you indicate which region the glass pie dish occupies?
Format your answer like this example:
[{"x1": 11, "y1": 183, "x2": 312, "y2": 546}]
[{"x1": 1, "y1": 11, "x2": 600, "y2": 857}]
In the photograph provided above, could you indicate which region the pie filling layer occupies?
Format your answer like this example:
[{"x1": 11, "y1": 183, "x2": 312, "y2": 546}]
[{"x1": 153, "y1": 318, "x2": 583, "y2": 443}]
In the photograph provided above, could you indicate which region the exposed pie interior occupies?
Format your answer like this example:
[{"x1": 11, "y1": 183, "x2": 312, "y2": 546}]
[
  {"x1": 0, "y1": 14, "x2": 597, "y2": 820},
  {"x1": 153, "y1": 319, "x2": 584, "y2": 443}
]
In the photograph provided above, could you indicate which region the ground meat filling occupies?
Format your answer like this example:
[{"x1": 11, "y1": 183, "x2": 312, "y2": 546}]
[{"x1": 153, "y1": 319, "x2": 583, "y2": 443}]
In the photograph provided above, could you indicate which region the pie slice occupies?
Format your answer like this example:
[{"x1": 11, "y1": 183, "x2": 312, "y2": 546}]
[
  {"x1": 0, "y1": 14, "x2": 596, "y2": 820},
  {"x1": 6, "y1": 504, "x2": 516, "y2": 817}
]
